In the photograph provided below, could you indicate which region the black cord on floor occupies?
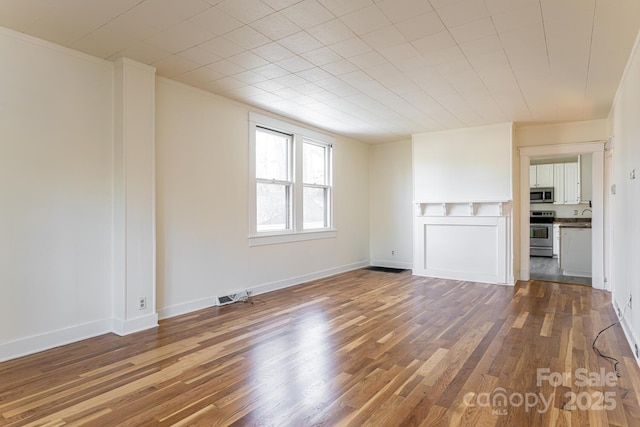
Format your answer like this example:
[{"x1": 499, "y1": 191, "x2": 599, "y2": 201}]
[{"x1": 592, "y1": 297, "x2": 632, "y2": 377}]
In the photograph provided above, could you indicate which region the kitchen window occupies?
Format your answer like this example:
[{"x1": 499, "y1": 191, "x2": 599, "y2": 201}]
[{"x1": 249, "y1": 112, "x2": 335, "y2": 246}]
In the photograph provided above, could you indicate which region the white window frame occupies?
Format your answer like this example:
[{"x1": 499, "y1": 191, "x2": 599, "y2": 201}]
[{"x1": 249, "y1": 112, "x2": 336, "y2": 247}]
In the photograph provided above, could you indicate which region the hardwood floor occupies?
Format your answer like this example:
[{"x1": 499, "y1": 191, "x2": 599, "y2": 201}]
[{"x1": 2, "y1": 269, "x2": 639, "y2": 426}]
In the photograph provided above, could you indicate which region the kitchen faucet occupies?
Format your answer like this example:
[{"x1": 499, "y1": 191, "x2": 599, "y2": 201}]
[{"x1": 581, "y1": 208, "x2": 592, "y2": 215}]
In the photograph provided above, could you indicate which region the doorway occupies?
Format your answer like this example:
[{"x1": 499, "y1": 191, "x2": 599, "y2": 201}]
[
  {"x1": 528, "y1": 155, "x2": 593, "y2": 286},
  {"x1": 519, "y1": 142, "x2": 605, "y2": 289}
]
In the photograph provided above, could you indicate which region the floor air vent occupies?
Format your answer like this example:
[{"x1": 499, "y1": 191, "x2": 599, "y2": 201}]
[
  {"x1": 365, "y1": 266, "x2": 408, "y2": 274},
  {"x1": 216, "y1": 291, "x2": 248, "y2": 306}
]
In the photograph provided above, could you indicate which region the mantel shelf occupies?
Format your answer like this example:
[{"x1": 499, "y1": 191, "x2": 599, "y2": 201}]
[{"x1": 415, "y1": 200, "x2": 511, "y2": 217}]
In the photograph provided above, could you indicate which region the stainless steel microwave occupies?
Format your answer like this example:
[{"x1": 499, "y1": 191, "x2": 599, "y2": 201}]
[{"x1": 530, "y1": 187, "x2": 554, "y2": 203}]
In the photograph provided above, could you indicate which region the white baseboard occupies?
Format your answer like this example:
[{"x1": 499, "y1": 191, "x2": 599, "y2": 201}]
[
  {"x1": 0, "y1": 319, "x2": 112, "y2": 363},
  {"x1": 111, "y1": 313, "x2": 159, "y2": 336},
  {"x1": 370, "y1": 260, "x2": 412, "y2": 269},
  {"x1": 249, "y1": 260, "x2": 369, "y2": 296},
  {"x1": 157, "y1": 296, "x2": 218, "y2": 320},
  {"x1": 613, "y1": 299, "x2": 640, "y2": 368}
]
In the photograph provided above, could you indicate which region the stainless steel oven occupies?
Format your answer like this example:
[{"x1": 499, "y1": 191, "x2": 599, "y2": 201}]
[{"x1": 530, "y1": 211, "x2": 554, "y2": 257}]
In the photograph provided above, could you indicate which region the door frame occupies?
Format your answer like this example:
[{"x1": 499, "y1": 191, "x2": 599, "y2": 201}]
[{"x1": 519, "y1": 141, "x2": 605, "y2": 289}]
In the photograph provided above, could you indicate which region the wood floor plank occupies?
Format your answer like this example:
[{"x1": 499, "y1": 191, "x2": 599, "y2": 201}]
[{"x1": 2, "y1": 270, "x2": 640, "y2": 426}]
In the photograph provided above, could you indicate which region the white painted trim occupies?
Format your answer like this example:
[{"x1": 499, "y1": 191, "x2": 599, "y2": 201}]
[
  {"x1": 370, "y1": 260, "x2": 413, "y2": 269},
  {"x1": 111, "y1": 313, "x2": 158, "y2": 336},
  {"x1": 249, "y1": 261, "x2": 369, "y2": 296},
  {"x1": 613, "y1": 299, "x2": 640, "y2": 368},
  {"x1": 0, "y1": 319, "x2": 112, "y2": 363},
  {"x1": 158, "y1": 296, "x2": 219, "y2": 320},
  {"x1": 114, "y1": 57, "x2": 157, "y2": 74},
  {"x1": 518, "y1": 141, "x2": 606, "y2": 288}
]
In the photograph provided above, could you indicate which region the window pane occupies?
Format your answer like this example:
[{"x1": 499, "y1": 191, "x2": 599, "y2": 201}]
[
  {"x1": 304, "y1": 186, "x2": 327, "y2": 229},
  {"x1": 303, "y1": 142, "x2": 326, "y2": 184},
  {"x1": 257, "y1": 182, "x2": 289, "y2": 231},
  {"x1": 256, "y1": 128, "x2": 290, "y2": 181}
]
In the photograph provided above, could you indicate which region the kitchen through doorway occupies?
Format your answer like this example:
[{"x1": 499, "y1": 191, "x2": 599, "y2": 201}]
[{"x1": 528, "y1": 154, "x2": 593, "y2": 286}]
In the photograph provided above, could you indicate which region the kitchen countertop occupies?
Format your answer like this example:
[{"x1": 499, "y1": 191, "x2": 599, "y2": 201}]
[{"x1": 555, "y1": 218, "x2": 592, "y2": 228}]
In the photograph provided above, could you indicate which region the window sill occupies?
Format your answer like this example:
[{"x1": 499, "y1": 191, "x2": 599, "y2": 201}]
[{"x1": 249, "y1": 229, "x2": 337, "y2": 247}]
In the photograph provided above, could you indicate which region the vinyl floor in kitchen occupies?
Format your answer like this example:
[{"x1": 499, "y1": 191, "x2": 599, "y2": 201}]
[{"x1": 530, "y1": 256, "x2": 592, "y2": 286}]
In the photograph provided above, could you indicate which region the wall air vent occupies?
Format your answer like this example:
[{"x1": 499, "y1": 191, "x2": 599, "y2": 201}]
[{"x1": 216, "y1": 291, "x2": 248, "y2": 306}]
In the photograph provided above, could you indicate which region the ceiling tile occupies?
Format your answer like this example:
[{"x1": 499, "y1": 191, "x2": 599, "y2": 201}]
[
  {"x1": 252, "y1": 63, "x2": 290, "y2": 79},
  {"x1": 276, "y1": 56, "x2": 315, "y2": 72},
  {"x1": 340, "y1": 5, "x2": 391, "y2": 35},
  {"x1": 412, "y1": 31, "x2": 456, "y2": 56},
  {"x1": 395, "y1": 11, "x2": 445, "y2": 41},
  {"x1": 199, "y1": 36, "x2": 245, "y2": 57},
  {"x1": 173, "y1": 66, "x2": 225, "y2": 86},
  {"x1": 206, "y1": 75, "x2": 246, "y2": 92},
  {"x1": 178, "y1": 46, "x2": 221, "y2": 65},
  {"x1": 145, "y1": 21, "x2": 215, "y2": 54},
  {"x1": 376, "y1": 43, "x2": 419, "y2": 66},
  {"x1": 206, "y1": 59, "x2": 246, "y2": 75},
  {"x1": 361, "y1": 26, "x2": 406, "y2": 50},
  {"x1": 254, "y1": 79, "x2": 287, "y2": 92},
  {"x1": 301, "y1": 46, "x2": 344, "y2": 65},
  {"x1": 321, "y1": 59, "x2": 359, "y2": 75},
  {"x1": 261, "y1": 0, "x2": 305, "y2": 10},
  {"x1": 280, "y1": 0, "x2": 335, "y2": 29},
  {"x1": 233, "y1": 70, "x2": 269, "y2": 84},
  {"x1": 307, "y1": 19, "x2": 356, "y2": 44},
  {"x1": 317, "y1": 0, "x2": 373, "y2": 17},
  {"x1": 330, "y1": 37, "x2": 371, "y2": 58},
  {"x1": 215, "y1": 0, "x2": 275, "y2": 24},
  {"x1": 250, "y1": 12, "x2": 301, "y2": 40},
  {"x1": 492, "y1": 3, "x2": 541, "y2": 34},
  {"x1": 223, "y1": 26, "x2": 270, "y2": 50},
  {"x1": 449, "y1": 17, "x2": 496, "y2": 44},
  {"x1": 228, "y1": 51, "x2": 269, "y2": 69},
  {"x1": 278, "y1": 31, "x2": 324, "y2": 54},
  {"x1": 349, "y1": 51, "x2": 388, "y2": 68},
  {"x1": 251, "y1": 42, "x2": 296, "y2": 61},
  {"x1": 434, "y1": 0, "x2": 490, "y2": 28},
  {"x1": 71, "y1": 26, "x2": 137, "y2": 59},
  {"x1": 376, "y1": 0, "x2": 433, "y2": 23},
  {"x1": 108, "y1": 42, "x2": 172, "y2": 64},
  {"x1": 296, "y1": 67, "x2": 334, "y2": 82},
  {"x1": 188, "y1": 7, "x2": 243, "y2": 36},
  {"x1": 153, "y1": 54, "x2": 202, "y2": 77}
]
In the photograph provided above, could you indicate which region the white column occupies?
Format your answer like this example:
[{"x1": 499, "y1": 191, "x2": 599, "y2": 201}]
[{"x1": 112, "y1": 58, "x2": 158, "y2": 335}]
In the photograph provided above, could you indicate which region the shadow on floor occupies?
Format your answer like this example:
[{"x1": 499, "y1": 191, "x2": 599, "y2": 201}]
[{"x1": 530, "y1": 256, "x2": 592, "y2": 286}]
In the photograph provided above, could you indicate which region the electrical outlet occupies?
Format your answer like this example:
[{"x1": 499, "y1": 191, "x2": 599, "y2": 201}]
[
  {"x1": 631, "y1": 169, "x2": 636, "y2": 180},
  {"x1": 617, "y1": 307, "x2": 622, "y2": 317},
  {"x1": 574, "y1": 209, "x2": 578, "y2": 215},
  {"x1": 635, "y1": 343, "x2": 639, "y2": 359},
  {"x1": 391, "y1": 250, "x2": 395, "y2": 256},
  {"x1": 138, "y1": 297, "x2": 146, "y2": 310},
  {"x1": 630, "y1": 294, "x2": 633, "y2": 309}
]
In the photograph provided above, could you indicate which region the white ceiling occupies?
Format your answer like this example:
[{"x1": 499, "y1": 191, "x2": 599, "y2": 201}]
[{"x1": 1, "y1": 0, "x2": 639, "y2": 143}]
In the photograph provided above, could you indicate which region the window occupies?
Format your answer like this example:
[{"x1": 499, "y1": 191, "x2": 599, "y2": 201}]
[{"x1": 249, "y1": 112, "x2": 335, "y2": 246}]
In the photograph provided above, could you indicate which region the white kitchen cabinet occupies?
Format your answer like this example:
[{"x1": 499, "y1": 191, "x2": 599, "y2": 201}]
[
  {"x1": 560, "y1": 226, "x2": 591, "y2": 277},
  {"x1": 530, "y1": 164, "x2": 554, "y2": 188},
  {"x1": 564, "y1": 162, "x2": 580, "y2": 204},
  {"x1": 552, "y1": 161, "x2": 580, "y2": 204},
  {"x1": 553, "y1": 164, "x2": 564, "y2": 204}
]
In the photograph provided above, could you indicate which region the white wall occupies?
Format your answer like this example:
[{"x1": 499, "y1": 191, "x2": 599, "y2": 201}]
[
  {"x1": 608, "y1": 30, "x2": 640, "y2": 363},
  {"x1": 0, "y1": 29, "x2": 114, "y2": 359},
  {"x1": 369, "y1": 140, "x2": 413, "y2": 269},
  {"x1": 155, "y1": 79, "x2": 370, "y2": 319},
  {"x1": 413, "y1": 123, "x2": 513, "y2": 202}
]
